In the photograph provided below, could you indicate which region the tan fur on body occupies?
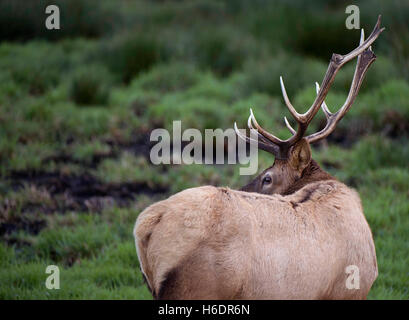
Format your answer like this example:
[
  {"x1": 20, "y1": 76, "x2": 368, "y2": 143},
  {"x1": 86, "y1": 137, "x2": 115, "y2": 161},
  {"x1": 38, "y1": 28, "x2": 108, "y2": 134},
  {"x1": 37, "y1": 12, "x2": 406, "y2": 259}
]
[{"x1": 134, "y1": 180, "x2": 377, "y2": 299}]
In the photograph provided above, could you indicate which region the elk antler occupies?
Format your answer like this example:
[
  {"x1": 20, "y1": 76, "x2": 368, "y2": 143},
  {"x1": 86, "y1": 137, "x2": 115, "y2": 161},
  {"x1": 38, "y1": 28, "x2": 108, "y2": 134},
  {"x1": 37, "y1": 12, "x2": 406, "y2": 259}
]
[{"x1": 234, "y1": 15, "x2": 384, "y2": 159}]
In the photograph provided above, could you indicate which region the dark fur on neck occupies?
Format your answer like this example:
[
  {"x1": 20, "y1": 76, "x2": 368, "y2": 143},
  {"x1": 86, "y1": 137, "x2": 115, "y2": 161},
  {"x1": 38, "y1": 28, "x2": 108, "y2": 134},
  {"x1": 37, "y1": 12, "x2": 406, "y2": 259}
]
[{"x1": 282, "y1": 159, "x2": 335, "y2": 195}]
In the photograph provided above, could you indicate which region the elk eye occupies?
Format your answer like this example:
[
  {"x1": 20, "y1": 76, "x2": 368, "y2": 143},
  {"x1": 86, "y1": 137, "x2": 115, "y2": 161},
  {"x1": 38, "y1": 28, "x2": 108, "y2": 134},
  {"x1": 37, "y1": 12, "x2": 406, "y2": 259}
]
[{"x1": 262, "y1": 176, "x2": 272, "y2": 185}]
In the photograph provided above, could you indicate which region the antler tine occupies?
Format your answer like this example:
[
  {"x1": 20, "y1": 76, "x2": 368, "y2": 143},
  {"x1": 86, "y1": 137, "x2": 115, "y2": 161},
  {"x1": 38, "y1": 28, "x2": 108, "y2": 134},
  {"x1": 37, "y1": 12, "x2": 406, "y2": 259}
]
[
  {"x1": 234, "y1": 122, "x2": 280, "y2": 154},
  {"x1": 283, "y1": 82, "x2": 331, "y2": 135},
  {"x1": 306, "y1": 27, "x2": 380, "y2": 143},
  {"x1": 249, "y1": 108, "x2": 286, "y2": 145},
  {"x1": 280, "y1": 76, "x2": 301, "y2": 120},
  {"x1": 342, "y1": 15, "x2": 384, "y2": 63},
  {"x1": 247, "y1": 112, "x2": 277, "y2": 146},
  {"x1": 284, "y1": 116, "x2": 296, "y2": 134}
]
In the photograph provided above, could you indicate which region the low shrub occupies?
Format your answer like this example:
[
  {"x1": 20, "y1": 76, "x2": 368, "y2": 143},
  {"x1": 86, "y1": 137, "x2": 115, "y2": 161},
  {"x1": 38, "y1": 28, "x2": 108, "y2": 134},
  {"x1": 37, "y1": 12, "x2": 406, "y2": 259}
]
[
  {"x1": 0, "y1": 42, "x2": 70, "y2": 95},
  {"x1": 194, "y1": 26, "x2": 263, "y2": 76},
  {"x1": 69, "y1": 65, "x2": 113, "y2": 105},
  {"x1": 131, "y1": 62, "x2": 200, "y2": 93},
  {"x1": 98, "y1": 33, "x2": 167, "y2": 83}
]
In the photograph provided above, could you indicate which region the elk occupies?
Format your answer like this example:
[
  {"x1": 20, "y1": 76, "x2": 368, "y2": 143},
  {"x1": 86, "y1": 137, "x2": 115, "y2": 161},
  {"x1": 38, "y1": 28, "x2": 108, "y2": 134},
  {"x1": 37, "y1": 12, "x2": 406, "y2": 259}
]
[{"x1": 134, "y1": 17, "x2": 384, "y2": 300}]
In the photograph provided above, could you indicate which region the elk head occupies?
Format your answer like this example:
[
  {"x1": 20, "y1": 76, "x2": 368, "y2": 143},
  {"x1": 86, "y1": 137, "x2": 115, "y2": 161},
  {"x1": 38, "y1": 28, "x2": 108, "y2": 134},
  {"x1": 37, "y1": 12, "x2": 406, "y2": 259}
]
[{"x1": 235, "y1": 16, "x2": 384, "y2": 195}]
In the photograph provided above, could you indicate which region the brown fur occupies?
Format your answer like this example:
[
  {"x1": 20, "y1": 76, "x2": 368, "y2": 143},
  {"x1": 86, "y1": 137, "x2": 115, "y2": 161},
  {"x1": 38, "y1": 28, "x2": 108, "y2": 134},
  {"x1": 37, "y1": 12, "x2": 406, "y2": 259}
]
[
  {"x1": 283, "y1": 159, "x2": 335, "y2": 195},
  {"x1": 241, "y1": 140, "x2": 333, "y2": 196}
]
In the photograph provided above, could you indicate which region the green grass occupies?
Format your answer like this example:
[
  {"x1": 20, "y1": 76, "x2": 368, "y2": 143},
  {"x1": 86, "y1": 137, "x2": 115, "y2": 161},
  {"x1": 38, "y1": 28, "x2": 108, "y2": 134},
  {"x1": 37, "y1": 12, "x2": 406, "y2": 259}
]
[{"x1": 0, "y1": 0, "x2": 408, "y2": 300}]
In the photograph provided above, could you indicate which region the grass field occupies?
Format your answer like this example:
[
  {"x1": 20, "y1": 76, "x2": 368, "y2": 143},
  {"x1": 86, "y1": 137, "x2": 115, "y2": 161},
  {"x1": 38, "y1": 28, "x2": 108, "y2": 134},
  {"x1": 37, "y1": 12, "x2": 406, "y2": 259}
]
[{"x1": 0, "y1": 0, "x2": 408, "y2": 299}]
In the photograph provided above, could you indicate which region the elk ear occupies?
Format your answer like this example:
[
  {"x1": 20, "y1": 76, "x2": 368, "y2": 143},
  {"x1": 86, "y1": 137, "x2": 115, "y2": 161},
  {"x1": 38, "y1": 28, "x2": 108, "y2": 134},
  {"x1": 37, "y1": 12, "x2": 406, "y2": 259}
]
[{"x1": 288, "y1": 139, "x2": 311, "y2": 173}]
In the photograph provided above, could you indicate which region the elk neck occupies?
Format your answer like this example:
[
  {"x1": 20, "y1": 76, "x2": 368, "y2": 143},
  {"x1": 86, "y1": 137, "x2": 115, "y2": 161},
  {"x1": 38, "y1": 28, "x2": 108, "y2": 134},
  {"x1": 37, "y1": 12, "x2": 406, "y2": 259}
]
[{"x1": 282, "y1": 159, "x2": 335, "y2": 196}]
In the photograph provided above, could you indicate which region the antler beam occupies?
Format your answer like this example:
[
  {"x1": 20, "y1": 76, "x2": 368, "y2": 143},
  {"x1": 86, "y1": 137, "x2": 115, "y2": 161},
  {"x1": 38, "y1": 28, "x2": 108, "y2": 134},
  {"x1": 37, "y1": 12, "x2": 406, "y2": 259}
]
[{"x1": 235, "y1": 15, "x2": 384, "y2": 159}]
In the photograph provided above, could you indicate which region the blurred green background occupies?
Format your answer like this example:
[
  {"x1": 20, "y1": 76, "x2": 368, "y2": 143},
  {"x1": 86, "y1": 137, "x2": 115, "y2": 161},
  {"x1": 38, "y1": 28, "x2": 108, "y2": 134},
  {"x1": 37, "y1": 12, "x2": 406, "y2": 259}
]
[{"x1": 0, "y1": 0, "x2": 408, "y2": 299}]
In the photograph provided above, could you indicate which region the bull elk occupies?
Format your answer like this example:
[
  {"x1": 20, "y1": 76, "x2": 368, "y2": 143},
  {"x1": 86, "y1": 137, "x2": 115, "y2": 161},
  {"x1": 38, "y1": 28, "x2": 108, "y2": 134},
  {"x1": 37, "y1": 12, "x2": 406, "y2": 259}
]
[{"x1": 134, "y1": 17, "x2": 384, "y2": 299}]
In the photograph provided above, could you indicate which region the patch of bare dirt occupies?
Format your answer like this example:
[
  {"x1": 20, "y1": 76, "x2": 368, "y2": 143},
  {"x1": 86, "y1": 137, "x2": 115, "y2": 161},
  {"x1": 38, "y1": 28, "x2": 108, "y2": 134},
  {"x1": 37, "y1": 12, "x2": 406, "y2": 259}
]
[
  {"x1": 1, "y1": 170, "x2": 168, "y2": 239},
  {"x1": 42, "y1": 150, "x2": 117, "y2": 169},
  {"x1": 8, "y1": 170, "x2": 168, "y2": 208}
]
